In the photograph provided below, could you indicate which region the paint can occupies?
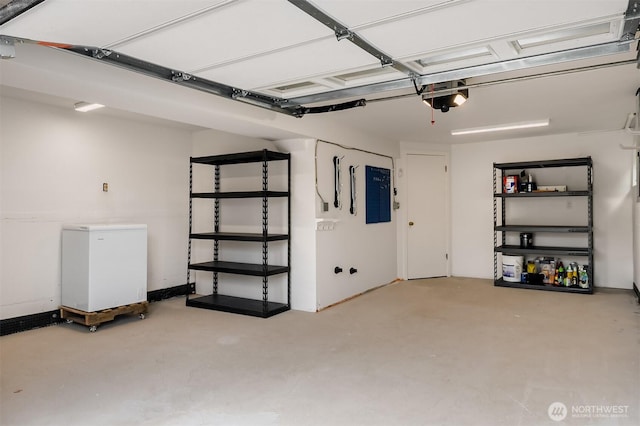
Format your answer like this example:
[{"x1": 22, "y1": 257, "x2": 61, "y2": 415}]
[
  {"x1": 502, "y1": 255, "x2": 524, "y2": 282},
  {"x1": 503, "y1": 176, "x2": 518, "y2": 193}
]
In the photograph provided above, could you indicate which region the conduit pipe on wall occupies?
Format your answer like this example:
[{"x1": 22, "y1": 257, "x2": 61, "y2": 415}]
[{"x1": 314, "y1": 140, "x2": 398, "y2": 213}]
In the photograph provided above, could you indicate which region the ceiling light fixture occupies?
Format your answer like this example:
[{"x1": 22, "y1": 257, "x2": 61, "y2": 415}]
[
  {"x1": 451, "y1": 119, "x2": 550, "y2": 136},
  {"x1": 422, "y1": 80, "x2": 468, "y2": 112},
  {"x1": 74, "y1": 102, "x2": 104, "y2": 112},
  {"x1": 452, "y1": 92, "x2": 467, "y2": 106}
]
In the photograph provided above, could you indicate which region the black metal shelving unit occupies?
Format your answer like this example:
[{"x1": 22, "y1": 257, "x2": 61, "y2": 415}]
[
  {"x1": 493, "y1": 157, "x2": 593, "y2": 294},
  {"x1": 186, "y1": 149, "x2": 291, "y2": 317}
]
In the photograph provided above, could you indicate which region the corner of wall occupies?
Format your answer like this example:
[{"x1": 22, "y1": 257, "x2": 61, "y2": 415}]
[
  {"x1": 633, "y1": 146, "x2": 640, "y2": 286},
  {"x1": 273, "y1": 138, "x2": 318, "y2": 312}
]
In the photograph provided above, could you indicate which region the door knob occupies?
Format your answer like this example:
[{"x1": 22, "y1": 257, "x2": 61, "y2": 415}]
[{"x1": 409, "y1": 221, "x2": 414, "y2": 226}]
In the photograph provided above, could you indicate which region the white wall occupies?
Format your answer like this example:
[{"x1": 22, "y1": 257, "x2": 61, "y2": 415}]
[
  {"x1": 313, "y1": 141, "x2": 398, "y2": 310},
  {"x1": 450, "y1": 131, "x2": 635, "y2": 289},
  {"x1": 0, "y1": 93, "x2": 399, "y2": 319},
  {"x1": 273, "y1": 139, "x2": 318, "y2": 312},
  {"x1": 1, "y1": 43, "x2": 405, "y2": 315},
  {"x1": 0, "y1": 95, "x2": 193, "y2": 319}
]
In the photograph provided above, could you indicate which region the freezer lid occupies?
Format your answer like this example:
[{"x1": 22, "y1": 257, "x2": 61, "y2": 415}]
[{"x1": 62, "y1": 224, "x2": 147, "y2": 231}]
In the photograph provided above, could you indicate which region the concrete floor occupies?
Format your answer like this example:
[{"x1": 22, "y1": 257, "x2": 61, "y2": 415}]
[{"x1": 1, "y1": 277, "x2": 639, "y2": 426}]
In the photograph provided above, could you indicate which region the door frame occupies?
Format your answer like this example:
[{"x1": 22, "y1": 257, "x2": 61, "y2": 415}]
[{"x1": 397, "y1": 148, "x2": 451, "y2": 280}]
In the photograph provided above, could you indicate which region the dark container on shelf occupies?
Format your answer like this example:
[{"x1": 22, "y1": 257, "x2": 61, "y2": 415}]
[
  {"x1": 527, "y1": 273, "x2": 544, "y2": 285},
  {"x1": 519, "y1": 232, "x2": 533, "y2": 248}
]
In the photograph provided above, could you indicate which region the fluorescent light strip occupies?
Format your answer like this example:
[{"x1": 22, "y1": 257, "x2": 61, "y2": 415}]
[
  {"x1": 451, "y1": 119, "x2": 549, "y2": 136},
  {"x1": 74, "y1": 102, "x2": 104, "y2": 112}
]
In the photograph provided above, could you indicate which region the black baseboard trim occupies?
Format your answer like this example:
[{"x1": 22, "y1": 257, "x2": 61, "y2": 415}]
[
  {"x1": 1, "y1": 310, "x2": 63, "y2": 337},
  {"x1": 634, "y1": 282, "x2": 639, "y2": 304},
  {"x1": 1, "y1": 283, "x2": 195, "y2": 336},
  {"x1": 147, "y1": 283, "x2": 195, "y2": 302}
]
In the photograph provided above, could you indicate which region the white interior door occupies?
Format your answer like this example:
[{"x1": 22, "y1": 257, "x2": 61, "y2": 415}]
[{"x1": 407, "y1": 154, "x2": 448, "y2": 279}]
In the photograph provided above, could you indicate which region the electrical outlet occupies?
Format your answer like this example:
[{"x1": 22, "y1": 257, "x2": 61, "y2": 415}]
[
  {"x1": 393, "y1": 201, "x2": 400, "y2": 210},
  {"x1": 102, "y1": 182, "x2": 109, "y2": 192},
  {"x1": 315, "y1": 219, "x2": 337, "y2": 231}
]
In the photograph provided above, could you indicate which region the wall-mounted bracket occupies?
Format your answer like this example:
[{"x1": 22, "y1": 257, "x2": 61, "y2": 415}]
[
  {"x1": 91, "y1": 48, "x2": 112, "y2": 59},
  {"x1": 231, "y1": 88, "x2": 249, "y2": 99},
  {"x1": 622, "y1": 0, "x2": 640, "y2": 41},
  {"x1": 171, "y1": 71, "x2": 192, "y2": 82},
  {"x1": 379, "y1": 56, "x2": 394, "y2": 67},
  {"x1": 335, "y1": 28, "x2": 354, "y2": 41},
  {"x1": 0, "y1": 35, "x2": 15, "y2": 59}
]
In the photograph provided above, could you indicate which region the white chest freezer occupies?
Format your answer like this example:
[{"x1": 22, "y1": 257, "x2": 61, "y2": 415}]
[{"x1": 61, "y1": 224, "x2": 147, "y2": 312}]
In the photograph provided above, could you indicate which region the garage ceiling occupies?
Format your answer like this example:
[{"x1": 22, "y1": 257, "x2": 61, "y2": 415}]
[{"x1": 1, "y1": 0, "x2": 639, "y2": 142}]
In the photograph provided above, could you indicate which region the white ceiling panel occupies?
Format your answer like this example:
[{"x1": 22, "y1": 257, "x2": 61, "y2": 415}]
[
  {"x1": 309, "y1": 0, "x2": 463, "y2": 28},
  {"x1": 0, "y1": 0, "x2": 229, "y2": 46},
  {"x1": 196, "y1": 37, "x2": 379, "y2": 91},
  {"x1": 256, "y1": 65, "x2": 408, "y2": 98},
  {"x1": 400, "y1": 17, "x2": 623, "y2": 74},
  {"x1": 116, "y1": 0, "x2": 332, "y2": 73},
  {"x1": 510, "y1": 19, "x2": 623, "y2": 56},
  {"x1": 404, "y1": 45, "x2": 499, "y2": 74},
  {"x1": 1, "y1": 0, "x2": 636, "y2": 124},
  {"x1": 358, "y1": 0, "x2": 628, "y2": 59}
]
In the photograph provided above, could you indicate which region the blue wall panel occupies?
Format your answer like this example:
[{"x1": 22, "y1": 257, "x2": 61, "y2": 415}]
[{"x1": 365, "y1": 166, "x2": 391, "y2": 224}]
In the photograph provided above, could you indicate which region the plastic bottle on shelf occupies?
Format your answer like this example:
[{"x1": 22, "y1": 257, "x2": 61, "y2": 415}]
[
  {"x1": 570, "y1": 262, "x2": 579, "y2": 286},
  {"x1": 565, "y1": 264, "x2": 573, "y2": 287},
  {"x1": 579, "y1": 265, "x2": 589, "y2": 289},
  {"x1": 555, "y1": 261, "x2": 564, "y2": 286}
]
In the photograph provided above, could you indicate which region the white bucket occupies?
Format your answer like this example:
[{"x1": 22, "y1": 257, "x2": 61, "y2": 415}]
[{"x1": 502, "y1": 255, "x2": 523, "y2": 282}]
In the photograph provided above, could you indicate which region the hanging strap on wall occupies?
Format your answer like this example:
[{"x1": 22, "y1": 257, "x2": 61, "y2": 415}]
[
  {"x1": 333, "y1": 155, "x2": 343, "y2": 209},
  {"x1": 349, "y1": 165, "x2": 358, "y2": 215}
]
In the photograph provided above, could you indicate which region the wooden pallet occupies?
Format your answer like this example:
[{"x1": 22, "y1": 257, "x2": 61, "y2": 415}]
[{"x1": 60, "y1": 301, "x2": 149, "y2": 332}]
